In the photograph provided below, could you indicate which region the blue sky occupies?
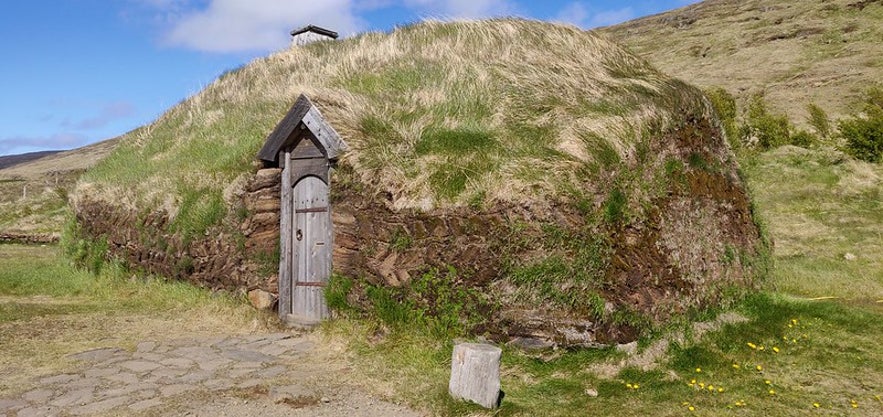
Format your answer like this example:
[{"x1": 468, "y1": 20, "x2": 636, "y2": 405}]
[{"x1": 0, "y1": 0, "x2": 696, "y2": 156}]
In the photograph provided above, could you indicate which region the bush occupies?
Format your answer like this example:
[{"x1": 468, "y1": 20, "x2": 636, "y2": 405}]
[
  {"x1": 790, "y1": 130, "x2": 818, "y2": 148},
  {"x1": 839, "y1": 115, "x2": 883, "y2": 163},
  {"x1": 806, "y1": 103, "x2": 831, "y2": 139},
  {"x1": 839, "y1": 88, "x2": 883, "y2": 163},
  {"x1": 706, "y1": 87, "x2": 739, "y2": 148},
  {"x1": 739, "y1": 94, "x2": 792, "y2": 150}
]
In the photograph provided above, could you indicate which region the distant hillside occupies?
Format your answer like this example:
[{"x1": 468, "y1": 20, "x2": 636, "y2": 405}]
[
  {"x1": 0, "y1": 138, "x2": 119, "y2": 237},
  {"x1": 0, "y1": 150, "x2": 62, "y2": 171},
  {"x1": 0, "y1": 138, "x2": 118, "y2": 181},
  {"x1": 602, "y1": 0, "x2": 883, "y2": 126}
]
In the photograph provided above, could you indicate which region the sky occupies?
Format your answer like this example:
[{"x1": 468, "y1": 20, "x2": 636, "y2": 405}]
[{"x1": 0, "y1": 0, "x2": 697, "y2": 156}]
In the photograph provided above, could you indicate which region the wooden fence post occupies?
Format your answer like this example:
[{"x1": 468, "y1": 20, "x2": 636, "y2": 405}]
[{"x1": 449, "y1": 342, "x2": 502, "y2": 409}]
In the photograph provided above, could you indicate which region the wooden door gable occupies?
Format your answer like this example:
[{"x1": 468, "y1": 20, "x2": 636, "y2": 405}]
[
  {"x1": 290, "y1": 129, "x2": 325, "y2": 160},
  {"x1": 258, "y1": 94, "x2": 347, "y2": 167}
]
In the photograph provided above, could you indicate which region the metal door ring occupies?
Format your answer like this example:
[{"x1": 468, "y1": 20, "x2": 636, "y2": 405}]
[{"x1": 296, "y1": 229, "x2": 303, "y2": 241}]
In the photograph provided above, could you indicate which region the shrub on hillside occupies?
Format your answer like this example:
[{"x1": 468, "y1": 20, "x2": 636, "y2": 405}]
[
  {"x1": 739, "y1": 94, "x2": 817, "y2": 150},
  {"x1": 806, "y1": 103, "x2": 831, "y2": 139},
  {"x1": 790, "y1": 130, "x2": 818, "y2": 148},
  {"x1": 706, "y1": 87, "x2": 739, "y2": 148},
  {"x1": 839, "y1": 88, "x2": 883, "y2": 163}
]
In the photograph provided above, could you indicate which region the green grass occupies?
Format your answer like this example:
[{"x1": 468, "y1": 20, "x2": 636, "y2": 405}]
[
  {"x1": 324, "y1": 292, "x2": 883, "y2": 416},
  {"x1": 0, "y1": 244, "x2": 245, "y2": 316},
  {"x1": 742, "y1": 146, "x2": 883, "y2": 300}
]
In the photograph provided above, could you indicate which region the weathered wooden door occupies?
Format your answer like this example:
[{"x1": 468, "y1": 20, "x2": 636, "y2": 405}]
[{"x1": 289, "y1": 175, "x2": 331, "y2": 323}]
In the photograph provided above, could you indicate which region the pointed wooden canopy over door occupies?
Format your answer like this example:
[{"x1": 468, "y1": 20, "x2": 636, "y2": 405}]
[{"x1": 258, "y1": 94, "x2": 347, "y2": 326}]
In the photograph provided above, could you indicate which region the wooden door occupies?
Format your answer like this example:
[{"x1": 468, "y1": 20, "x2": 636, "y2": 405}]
[{"x1": 289, "y1": 175, "x2": 331, "y2": 323}]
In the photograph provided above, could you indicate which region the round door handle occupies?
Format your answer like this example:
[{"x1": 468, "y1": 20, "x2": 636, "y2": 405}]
[{"x1": 296, "y1": 229, "x2": 303, "y2": 241}]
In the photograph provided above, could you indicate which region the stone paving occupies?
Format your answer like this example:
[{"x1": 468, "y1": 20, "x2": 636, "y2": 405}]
[{"x1": 0, "y1": 332, "x2": 411, "y2": 417}]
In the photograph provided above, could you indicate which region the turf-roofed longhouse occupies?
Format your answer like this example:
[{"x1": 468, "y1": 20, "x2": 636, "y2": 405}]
[{"x1": 71, "y1": 19, "x2": 767, "y2": 347}]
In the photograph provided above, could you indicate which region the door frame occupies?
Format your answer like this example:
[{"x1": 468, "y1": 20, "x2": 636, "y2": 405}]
[{"x1": 278, "y1": 146, "x2": 332, "y2": 325}]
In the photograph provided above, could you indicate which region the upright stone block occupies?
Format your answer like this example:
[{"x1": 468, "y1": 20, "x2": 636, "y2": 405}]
[{"x1": 449, "y1": 342, "x2": 502, "y2": 409}]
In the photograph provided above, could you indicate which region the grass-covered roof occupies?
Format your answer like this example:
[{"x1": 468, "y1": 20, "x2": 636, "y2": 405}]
[{"x1": 77, "y1": 18, "x2": 715, "y2": 234}]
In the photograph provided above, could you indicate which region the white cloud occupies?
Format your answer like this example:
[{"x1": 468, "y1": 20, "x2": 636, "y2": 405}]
[
  {"x1": 403, "y1": 0, "x2": 517, "y2": 19},
  {"x1": 554, "y1": 2, "x2": 634, "y2": 29},
  {"x1": 156, "y1": 0, "x2": 363, "y2": 53}
]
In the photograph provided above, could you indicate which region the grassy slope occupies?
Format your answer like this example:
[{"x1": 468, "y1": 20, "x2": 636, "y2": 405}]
[
  {"x1": 0, "y1": 138, "x2": 118, "y2": 235},
  {"x1": 78, "y1": 19, "x2": 710, "y2": 217},
  {"x1": 601, "y1": 0, "x2": 883, "y2": 127}
]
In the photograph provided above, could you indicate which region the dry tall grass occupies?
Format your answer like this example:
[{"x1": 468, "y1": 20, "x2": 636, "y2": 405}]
[
  {"x1": 77, "y1": 19, "x2": 712, "y2": 215},
  {"x1": 603, "y1": 0, "x2": 883, "y2": 128}
]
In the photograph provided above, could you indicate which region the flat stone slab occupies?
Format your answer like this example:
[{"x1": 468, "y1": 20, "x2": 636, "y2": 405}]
[
  {"x1": 69, "y1": 396, "x2": 131, "y2": 415},
  {"x1": 222, "y1": 349, "x2": 278, "y2": 363},
  {"x1": 21, "y1": 389, "x2": 53, "y2": 403},
  {"x1": 119, "y1": 360, "x2": 162, "y2": 373},
  {"x1": 0, "y1": 398, "x2": 27, "y2": 411},
  {"x1": 67, "y1": 348, "x2": 125, "y2": 362}
]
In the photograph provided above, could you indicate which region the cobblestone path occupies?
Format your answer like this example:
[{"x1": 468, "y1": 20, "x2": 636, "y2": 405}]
[{"x1": 0, "y1": 333, "x2": 420, "y2": 417}]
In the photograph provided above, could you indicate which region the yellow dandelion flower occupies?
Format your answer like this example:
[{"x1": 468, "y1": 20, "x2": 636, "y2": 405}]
[
  {"x1": 626, "y1": 383, "x2": 633, "y2": 389},
  {"x1": 792, "y1": 338, "x2": 797, "y2": 343},
  {"x1": 718, "y1": 388, "x2": 725, "y2": 393},
  {"x1": 850, "y1": 399, "x2": 858, "y2": 408},
  {"x1": 708, "y1": 385, "x2": 715, "y2": 391},
  {"x1": 699, "y1": 382, "x2": 705, "y2": 389},
  {"x1": 691, "y1": 379, "x2": 696, "y2": 385},
  {"x1": 756, "y1": 365, "x2": 763, "y2": 371},
  {"x1": 696, "y1": 367, "x2": 702, "y2": 373},
  {"x1": 758, "y1": 346, "x2": 765, "y2": 351},
  {"x1": 769, "y1": 389, "x2": 776, "y2": 396},
  {"x1": 634, "y1": 384, "x2": 640, "y2": 389},
  {"x1": 772, "y1": 347, "x2": 780, "y2": 353},
  {"x1": 788, "y1": 324, "x2": 793, "y2": 328},
  {"x1": 732, "y1": 363, "x2": 740, "y2": 369},
  {"x1": 682, "y1": 401, "x2": 690, "y2": 406},
  {"x1": 765, "y1": 380, "x2": 772, "y2": 385},
  {"x1": 791, "y1": 318, "x2": 798, "y2": 325},
  {"x1": 747, "y1": 342, "x2": 757, "y2": 349},
  {"x1": 688, "y1": 406, "x2": 695, "y2": 412},
  {"x1": 813, "y1": 402, "x2": 820, "y2": 408}
]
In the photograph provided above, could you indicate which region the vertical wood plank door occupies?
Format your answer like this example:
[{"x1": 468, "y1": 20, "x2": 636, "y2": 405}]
[{"x1": 290, "y1": 175, "x2": 331, "y2": 323}]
